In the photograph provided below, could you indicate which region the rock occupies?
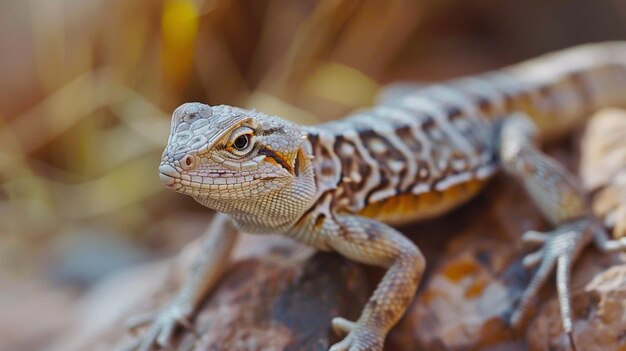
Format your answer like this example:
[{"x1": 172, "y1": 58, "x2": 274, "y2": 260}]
[
  {"x1": 579, "y1": 108, "x2": 626, "y2": 191},
  {"x1": 390, "y1": 177, "x2": 536, "y2": 351},
  {"x1": 55, "y1": 239, "x2": 369, "y2": 351},
  {"x1": 580, "y1": 108, "x2": 626, "y2": 238},
  {"x1": 527, "y1": 263, "x2": 626, "y2": 351},
  {"x1": 180, "y1": 251, "x2": 368, "y2": 351}
]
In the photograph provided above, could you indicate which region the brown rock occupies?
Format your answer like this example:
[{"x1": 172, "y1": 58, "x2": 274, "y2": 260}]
[
  {"x1": 60, "y1": 240, "x2": 369, "y2": 351},
  {"x1": 580, "y1": 108, "x2": 626, "y2": 238},
  {"x1": 390, "y1": 177, "x2": 536, "y2": 351},
  {"x1": 527, "y1": 262, "x2": 626, "y2": 351},
  {"x1": 182, "y1": 251, "x2": 368, "y2": 351}
]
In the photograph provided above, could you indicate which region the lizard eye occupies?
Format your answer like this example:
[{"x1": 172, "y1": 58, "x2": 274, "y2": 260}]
[
  {"x1": 233, "y1": 134, "x2": 249, "y2": 150},
  {"x1": 228, "y1": 126, "x2": 255, "y2": 156}
]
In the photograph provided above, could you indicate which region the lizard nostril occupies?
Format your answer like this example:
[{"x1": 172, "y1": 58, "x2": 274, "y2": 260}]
[{"x1": 181, "y1": 155, "x2": 195, "y2": 169}]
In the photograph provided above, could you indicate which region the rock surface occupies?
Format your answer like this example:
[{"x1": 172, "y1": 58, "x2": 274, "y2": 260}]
[
  {"x1": 53, "y1": 239, "x2": 369, "y2": 351},
  {"x1": 580, "y1": 108, "x2": 626, "y2": 238},
  {"x1": 528, "y1": 263, "x2": 626, "y2": 351},
  {"x1": 389, "y1": 177, "x2": 537, "y2": 351},
  {"x1": 181, "y1": 251, "x2": 368, "y2": 351}
]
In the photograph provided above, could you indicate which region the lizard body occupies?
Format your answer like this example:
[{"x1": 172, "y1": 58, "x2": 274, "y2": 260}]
[
  {"x1": 304, "y1": 42, "x2": 625, "y2": 225},
  {"x1": 136, "y1": 42, "x2": 626, "y2": 351}
]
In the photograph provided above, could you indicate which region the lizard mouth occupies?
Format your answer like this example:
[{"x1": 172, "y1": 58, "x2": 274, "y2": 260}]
[{"x1": 159, "y1": 164, "x2": 179, "y2": 186}]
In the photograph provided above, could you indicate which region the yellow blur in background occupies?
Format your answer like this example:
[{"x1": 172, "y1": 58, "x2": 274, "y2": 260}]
[{"x1": 0, "y1": 0, "x2": 623, "y2": 349}]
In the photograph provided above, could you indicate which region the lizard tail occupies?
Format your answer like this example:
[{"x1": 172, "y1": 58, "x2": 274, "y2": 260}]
[{"x1": 502, "y1": 41, "x2": 626, "y2": 139}]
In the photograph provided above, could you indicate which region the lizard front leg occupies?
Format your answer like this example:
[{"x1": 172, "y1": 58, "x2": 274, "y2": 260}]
[
  {"x1": 127, "y1": 213, "x2": 238, "y2": 351},
  {"x1": 320, "y1": 215, "x2": 425, "y2": 351},
  {"x1": 498, "y1": 114, "x2": 626, "y2": 346}
]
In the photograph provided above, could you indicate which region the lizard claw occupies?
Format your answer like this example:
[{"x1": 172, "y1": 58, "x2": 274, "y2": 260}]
[
  {"x1": 521, "y1": 247, "x2": 544, "y2": 269},
  {"x1": 521, "y1": 230, "x2": 547, "y2": 245},
  {"x1": 126, "y1": 311, "x2": 158, "y2": 333},
  {"x1": 329, "y1": 320, "x2": 384, "y2": 351},
  {"x1": 332, "y1": 317, "x2": 356, "y2": 334},
  {"x1": 126, "y1": 297, "x2": 197, "y2": 351},
  {"x1": 510, "y1": 219, "x2": 594, "y2": 337}
]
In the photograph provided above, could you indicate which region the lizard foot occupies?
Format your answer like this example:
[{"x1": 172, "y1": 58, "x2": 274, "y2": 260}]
[
  {"x1": 125, "y1": 296, "x2": 197, "y2": 351},
  {"x1": 329, "y1": 317, "x2": 384, "y2": 351},
  {"x1": 510, "y1": 219, "x2": 595, "y2": 347}
]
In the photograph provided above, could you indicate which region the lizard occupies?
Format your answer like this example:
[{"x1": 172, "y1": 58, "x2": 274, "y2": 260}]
[{"x1": 130, "y1": 41, "x2": 626, "y2": 351}]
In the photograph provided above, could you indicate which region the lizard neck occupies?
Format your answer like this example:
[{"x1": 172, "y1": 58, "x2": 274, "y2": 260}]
[{"x1": 193, "y1": 147, "x2": 317, "y2": 234}]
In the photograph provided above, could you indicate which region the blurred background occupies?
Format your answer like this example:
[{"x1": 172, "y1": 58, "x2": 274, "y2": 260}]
[{"x1": 0, "y1": 0, "x2": 624, "y2": 350}]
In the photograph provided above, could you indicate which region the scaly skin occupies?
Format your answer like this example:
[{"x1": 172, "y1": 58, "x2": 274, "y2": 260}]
[{"x1": 131, "y1": 42, "x2": 626, "y2": 350}]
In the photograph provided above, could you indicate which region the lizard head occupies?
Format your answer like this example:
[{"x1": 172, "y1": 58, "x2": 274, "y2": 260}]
[{"x1": 159, "y1": 102, "x2": 311, "y2": 203}]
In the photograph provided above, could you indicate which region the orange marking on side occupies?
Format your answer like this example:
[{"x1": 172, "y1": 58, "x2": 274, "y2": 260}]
[
  {"x1": 358, "y1": 179, "x2": 487, "y2": 225},
  {"x1": 259, "y1": 147, "x2": 295, "y2": 174}
]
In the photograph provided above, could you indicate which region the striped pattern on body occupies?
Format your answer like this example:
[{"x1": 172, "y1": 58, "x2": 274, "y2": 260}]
[{"x1": 301, "y1": 42, "x2": 626, "y2": 224}]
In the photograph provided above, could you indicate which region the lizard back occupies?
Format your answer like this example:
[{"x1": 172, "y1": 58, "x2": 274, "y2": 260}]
[{"x1": 302, "y1": 42, "x2": 626, "y2": 225}]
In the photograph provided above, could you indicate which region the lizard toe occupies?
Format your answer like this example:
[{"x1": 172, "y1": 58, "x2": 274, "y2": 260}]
[
  {"x1": 329, "y1": 326, "x2": 384, "y2": 351},
  {"x1": 521, "y1": 248, "x2": 544, "y2": 269},
  {"x1": 126, "y1": 311, "x2": 158, "y2": 333},
  {"x1": 332, "y1": 317, "x2": 356, "y2": 335},
  {"x1": 511, "y1": 219, "x2": 594, "y2": 331},
  {"x1": 521, "y1": 230, "x2": 548, "y2": 245},
  {"x1": 125, "y1": 297, "x2": 196, "y2": 351}
]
